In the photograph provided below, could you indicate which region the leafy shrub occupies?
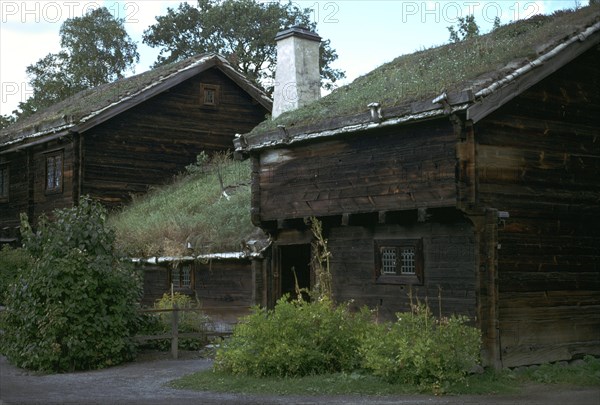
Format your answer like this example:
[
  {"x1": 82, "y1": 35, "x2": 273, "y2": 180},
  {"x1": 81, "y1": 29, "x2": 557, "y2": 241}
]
[
  {"x1": 138, "y1": 292, "x2": 211, "y2": 351},
  {"x1": 215, "y1": 218, "x2": 481, "y2": 388},
  {"x1": 215, "y1": 296, "x2": 372, "y2": 377},
  {"x1": 0, "y1": 246, "x2": 32, "y2": 305},
  {"x1": 360, "y1": 304, "x2": 480, "y2": 391},
  {"x1": 0, "y1": 197, "x2": 142, "y2": 372}
]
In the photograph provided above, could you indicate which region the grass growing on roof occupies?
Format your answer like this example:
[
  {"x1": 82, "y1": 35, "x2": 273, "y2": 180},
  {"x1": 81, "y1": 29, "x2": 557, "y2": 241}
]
[
  {"x1": 108, "y1": 153, "x2": 254, "y2": 257},
  {"x1": 1, "y1": 54, "x2": 215, "y2": 140},
  {"x1": 252, "y1": 6, "x2": 599, "y2": 133}
]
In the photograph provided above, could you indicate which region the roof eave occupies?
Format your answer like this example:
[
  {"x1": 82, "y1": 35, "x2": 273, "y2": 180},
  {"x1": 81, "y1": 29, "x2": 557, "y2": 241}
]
[
  {"x1": 467, "y1": 21, "x2": 600, "y2": 123},
  {"x1": 1, "y1": 53, "x2": 273, "y2": 150},
  {"x1": 236, "y1": 18, "x2": 600, "y2": 155},
  {"x1": 235, "y1": 90, "x2": 474, "y2": 154},
  {"x1": 74, "y1": 54, "x2": 220, "y2": 134},
  {"x1": 76, "y1": 54, "x2": 273, "y2": 134},
  {"x1": 0, "y1": 125, "x2": 74, "y2": 155},
  {"x1": 213, "y1": 56, "x2": 273, "y2": 112},
  {"x1": 129, "y1": 250, "x2": 266, "y2": 265}
]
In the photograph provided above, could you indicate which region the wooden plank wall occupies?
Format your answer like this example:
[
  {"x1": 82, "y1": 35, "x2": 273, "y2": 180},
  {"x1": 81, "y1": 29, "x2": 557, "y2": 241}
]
[
  {"x1": 140, "y1": 260, "x2": 255, "y2": 323},
  {"x1": 82, "y1": 69, "x2": 268, "y2": 208},
  {"x1": 32, "y1": 139, "x2": 75, "y2": 220},
  {"x1": 475, "y1": 48, "x2": 600, "y2": 367},
  {"x1": 327, "y1": 219, "x2": 477, "y2": 322},
  {"x1": 257, "y1": 120, "x2": 457, "y2": 221},
  {"x1": 0, "y1": 151, "x2": 29, "y2": 232}
]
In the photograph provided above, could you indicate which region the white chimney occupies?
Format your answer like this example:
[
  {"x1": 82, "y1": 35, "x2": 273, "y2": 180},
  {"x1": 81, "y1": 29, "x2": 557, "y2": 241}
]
[{"x1": 272, "y1": 26, "x2": 321, "y2": 119}]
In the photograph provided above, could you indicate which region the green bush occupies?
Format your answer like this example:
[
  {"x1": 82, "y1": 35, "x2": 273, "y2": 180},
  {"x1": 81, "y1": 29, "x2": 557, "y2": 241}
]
[
  {"x1": 0, "y1": 246, "x2": 32, "y2": 305},
  {"x1": 215, "y1": 296, "x2": 372, "y2": 377},
  {"x1": 214, "y1": 217, "x2": 480, "y2": 387},
  {"x1": 138, "y1": 292, "x2": 211, "y2": 351},
  {"x1": 360, "y1": 304, "x2": 480, "y2": 390},
  {"x1": 0, "y1": 197, "x2": 142, "y2": 372}
]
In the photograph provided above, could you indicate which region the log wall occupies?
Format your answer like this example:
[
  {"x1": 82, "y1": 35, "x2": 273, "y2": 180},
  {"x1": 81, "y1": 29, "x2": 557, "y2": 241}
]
[
  {"x1": 326, "y1": 218, "x2": 477, "y2": 321},
  {"x1": 140, "y1": 259, "x2": 256, "y2": 324},
  {"x1": 31, "y1": 140, "x2": 75, "y2": 219},
  {"x1": 474, "y1": 48, "x2": 600, "y2": 367},
  {"x1": 257, "y1": 120, "x2": 457, "y2": 222},
  {"x1": 1, "y1": 67, "x2": 268, "y2": 229},
  {"x1": 81, "y1": 68, "x2": 268, "y2": 208},
  {"x1": 0, "y1": 151, "x2": 29, "y2": 235}
]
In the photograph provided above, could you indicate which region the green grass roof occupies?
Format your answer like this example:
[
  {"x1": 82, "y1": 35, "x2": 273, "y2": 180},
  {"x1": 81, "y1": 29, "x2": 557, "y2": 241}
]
[
  {"x1": 108, "y1": 155, "x2": 267, "y2": 258},
  {"x1": 1, "y1": 53, "x2": 271, "y2": 148},
  {"x1": 251, "y1": 6, "x2": 599, "y2": 134}
]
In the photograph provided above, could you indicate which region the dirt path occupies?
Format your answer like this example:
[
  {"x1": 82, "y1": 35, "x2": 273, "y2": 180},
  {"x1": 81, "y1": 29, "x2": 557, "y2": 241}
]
[{"x1": 1, "y1": 354, "x2": 599, "y2": 405}]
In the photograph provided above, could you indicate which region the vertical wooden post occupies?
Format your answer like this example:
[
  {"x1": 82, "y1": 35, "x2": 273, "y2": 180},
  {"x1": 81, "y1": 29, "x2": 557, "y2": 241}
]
[
  {"x1": 26, "y1": 148, "x2": 35, "y2": 221},
  {"x1": 250, "y1": 156, "x2": 261, "y2": 226},
  {"x1": 171, "y1": 304, "x2": 179, "y2": 360},
  {"x1": 470, "y1": 209, "x2": 501, "y2": 369}
]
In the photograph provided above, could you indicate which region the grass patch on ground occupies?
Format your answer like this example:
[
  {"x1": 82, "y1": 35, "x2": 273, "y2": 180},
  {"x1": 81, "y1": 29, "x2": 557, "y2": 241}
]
[
  {"x1": 108, "y1": 153, "x2": 258, "y2": 257},
  {"x1": 171, "y1": 356, "x2": 600, "y2": 396},
  {"x1": 171, "y1": 370, "x2": 431, "y2": 396}
]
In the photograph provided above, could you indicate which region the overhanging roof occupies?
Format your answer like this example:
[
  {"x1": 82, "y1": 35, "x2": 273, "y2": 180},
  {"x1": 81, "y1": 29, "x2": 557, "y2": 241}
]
[
  {"x1": 236, "y1": 7, "x2": 600, "y2": 154},
  {"x1": 1, "y1": 53, "x2": 272, "y2": 154}
]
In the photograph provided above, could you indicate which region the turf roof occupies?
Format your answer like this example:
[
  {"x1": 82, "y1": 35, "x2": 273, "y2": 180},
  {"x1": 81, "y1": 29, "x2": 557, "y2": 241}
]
[
  {"x1": 0, "y1": 53, "x2": 271, "y2": 148},
  {"x1": 248, "y1": 5, "x2": 600, "y2": 135},
  {"x1": 108, "y1": 156, "x2": 269, "y2": 258}
]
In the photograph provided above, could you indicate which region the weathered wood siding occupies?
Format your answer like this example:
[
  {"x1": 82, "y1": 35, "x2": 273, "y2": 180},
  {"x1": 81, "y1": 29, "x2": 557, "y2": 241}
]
[
  {"x1": 0, "y1": 151, "x2": 29, "y2": 235},
  {"x1": 82, "y1": 69, "x2": 268, "y2": 207},
  {"x1": 475, "y1": 48, "x2": 600, "y2": 367},
  {"x1": 140, "y1": 260, "x2": 255, "y2": 323},
  {"x1": 32, "y1": 140, "x2": 75, "y2": 219},
  {"x1": 256, "y1": 120, "x2": 457, "y2": 222},
  {"x1": 141, "y1": 265, "x2": 169, "y2": 305},
  {"x1": 327, "y1": 219, "x2": 477, "y2": 321},
  {"x1": 195, "y1": 260, "x2": 255, "y2": 322}
]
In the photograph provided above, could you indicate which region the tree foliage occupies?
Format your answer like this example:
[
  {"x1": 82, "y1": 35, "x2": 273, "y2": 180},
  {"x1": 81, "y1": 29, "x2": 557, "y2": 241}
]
[
  {"x1": 0, "y1": 197, "x2": 142, "y2": 372},
  {"x1": 0, "y1": 114, "x2": 16, "y2": 130},
  {"x1": 16, "y1": 7, "x2": 139, "y2": 119},
  {"x1": 447, "y1": 15, "x2": 481, "y2": 43},
  {"x1": 143, "y1": 0, "x2": 345, "y2": 92}
]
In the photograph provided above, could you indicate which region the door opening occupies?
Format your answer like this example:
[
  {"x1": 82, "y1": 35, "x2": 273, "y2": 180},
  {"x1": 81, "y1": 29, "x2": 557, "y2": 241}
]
[{"x1": 279, "y1": 244, "x2": 312, "y2": 301}]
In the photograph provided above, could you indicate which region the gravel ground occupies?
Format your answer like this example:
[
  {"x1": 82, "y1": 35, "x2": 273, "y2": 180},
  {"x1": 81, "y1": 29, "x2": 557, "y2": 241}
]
[{"x1": 1, "y1": 352, "x2": 599, "y2": 405}]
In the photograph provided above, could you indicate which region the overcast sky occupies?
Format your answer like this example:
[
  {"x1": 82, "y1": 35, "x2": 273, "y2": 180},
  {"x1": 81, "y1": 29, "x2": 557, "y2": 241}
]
[{"x1": 0, "y1": 0, "x2": 589, "y2": 116}]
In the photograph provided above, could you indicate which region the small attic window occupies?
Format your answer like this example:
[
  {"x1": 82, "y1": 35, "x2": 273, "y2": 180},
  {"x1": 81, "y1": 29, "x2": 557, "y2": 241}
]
[{"x1": 200, "y1": 84, "x2": 220, "y2": 108}]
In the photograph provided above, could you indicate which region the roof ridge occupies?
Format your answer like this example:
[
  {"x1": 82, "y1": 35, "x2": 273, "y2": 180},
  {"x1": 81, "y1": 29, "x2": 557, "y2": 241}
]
[
  {"x1": 1, "y1": 52, "x2": 269, "y2": 149},
  {"x1": 241, "y1": 5, "x2": 599, "y2": 141}
]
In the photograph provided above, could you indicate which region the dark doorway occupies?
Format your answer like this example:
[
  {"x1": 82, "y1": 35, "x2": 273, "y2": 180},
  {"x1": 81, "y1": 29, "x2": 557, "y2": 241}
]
[{"x1": 279, "y1": 244, "x2": 312, "y2": 301}]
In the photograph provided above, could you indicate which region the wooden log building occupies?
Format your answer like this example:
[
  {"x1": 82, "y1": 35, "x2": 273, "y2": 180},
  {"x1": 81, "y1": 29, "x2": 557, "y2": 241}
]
[
  {"x1": 0, "y1": 53, "x2": 272, "y2": 322},
  {"x1": 235, "y1": 9, "x2": 600, "y2": 368},
  {"x1": 134, "y1": 251, "x2": 267, "y2": 332},
  {"x1": 0, "y1": 53, "x2": 271, "y2": 244}
]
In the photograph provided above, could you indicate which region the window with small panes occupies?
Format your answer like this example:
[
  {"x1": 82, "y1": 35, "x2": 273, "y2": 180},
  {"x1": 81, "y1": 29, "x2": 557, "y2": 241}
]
[{"x1": 375, "y1": 239, "x2": 424, "y2": 285}]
